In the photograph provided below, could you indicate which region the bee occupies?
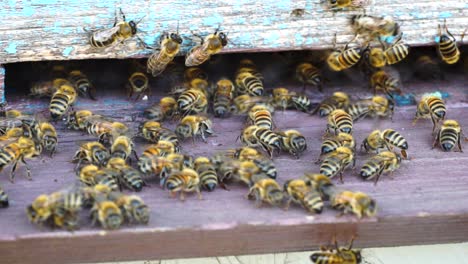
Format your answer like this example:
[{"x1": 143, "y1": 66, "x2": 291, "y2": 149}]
[
  {"x1": 188, "y1": 77, "x2": 211, "y2": 96},
  {"x1": 252, "y1": 157, "x2": 277, "y2": 180},
  {"x1": 230, "y1": 94, "x2": 267, "y2": 115},
  {"x1": 65, "y1": 110, "x2": 94, "y2": 130},
  {"x1": 107, "y1": 157, "x2": 145, "y2": 191},
  {"x1": 319, "y1": 133, "x2": 355, "y2": 161},
  {"x1": 295, "y1": 62, "x2": 322, "y2": 92},
  {"x1": 326, "y1": 109, "x2": 353, "y2": 135},
  {"x1": 175, "y1": 115, "x2": 213, "y2": 142},
  {"x1": 320, "y1": 146, "x2": 355, "y2": 182},
  {"x1": 328, "y1": 0, "x2": 368, "y2": 10},
  {"x1": 213, "y1": 78, "x2": 235, "y2": 118},
  {"x1": 310, "y1": 237, "x2": 362, "y2": 264},
  {"x1": 49, "y1": 84, "x2": 77, "y2": 119},
  {"x1": 327, "y1": 35, "x2": 362, "y2": 72},
  {"x1": 277, "y1": 129, "x2": 307, "y2": 158},
  {"x1": 290, "y1": 8, "x2": 308, "y2": 18},
  {"x1": 194, "y1": 156, "x2": 219, "y2": 191},
  {"x1": 235, "y1": 71, "x2": 264, "y2": 96},
  {"x1": 85, "y1": 115, "x2": 129, "y2": 145},
  {"x1": 78, "y1": 165, "x2": 120, "y2": 191},
  {"x1": 247, "y1": 178, "x2": 284, "y2": 208},
  {"x1": 330, "y1": 190, "x2": 377, "y2": 218},
  {"x1": 127, "y1": 72, "x2": 149, "y2": 100},
  {"x1": 147, "y1": 31, "x2": 183, "y2": 77},
  {"x1": 110, "y1": 135, "x2": 138, "y2": 161},
  {"x1": 177, "y1": 88, "x2": 208, "y2": 116},
  {"x1": 144, "y1": 96, "x2": 178, "y2": 121},
  {"x1": 368, "y1": 95, "x2": 394, "y2": 119},
  {"x1": 185, "y1": 29, "x2": 228, "y2": 67},
  {"x1": 0, "y1": 185, "x2": 8, "y2": 207},
  {"x1": 72, "y1": 141, "x2": 110, "y2": 169},
  {"x1": 291, "y1": 94, "x2": 313, "y2": 113},
  {"x1": 369, "y1": 70, "x2": 401, "y2": 96},
  {"x1": 413, "y1": 55, "x2": 443, "y2": 81},
  {"x1": 271, "y1": 88, "x2": 291, "y2": 111},
  {"x1": 350, "y1": 14, "x2": 400, "y2": 43},
  {"x1": 30, "y1": 81, "x2": 57, "y2": 98},
  {"x1": 283, "y1": 179, "x2": 323, "y2": 214},
  {"x1": 437, "y1": 19, "x2": 465, "y2": 65},
  {"x1": 164, "y1": 168, "x2": 202, "y2": 201},
  {"x1": 110, "y1": 193, "x2": 149, "y2": 224},
  {"x1": 236, "y1": 59, "x2": 264, "y2": 81},
  {"x1": 230, "y1": 160, "x2": 268, "y2": 187},
  {"x1": 68, "y1": 70, "x2": 96, "y2": 100},
  {"x1": 248, "y1": 105, "x2": 274, "y2": 130},
  {"x1": 90, "y1": 198, "x2": 123, "y2": 230},
  {"x1": 313, "y1": 92, "x2": 350, "y2": 117},
  {"x1": 242, "y1": 126, "x2": 282, "y2": 159},
  {"x1": 184, "y1": 67, "x2": 208, "y2": 81},
  {"x1": 86, "y1": 8, "x2": 142, "y2": 49},
  {"x1": 227, "y1": 146, "x2": 261, "y2": 161},
  {"x1": 433, "y1": 119, "x2": 465, "y2": 152},
  {"x1": 413, "y1": 95, "x2": 446, "y2": 132},
  {"x1": 360, "y1": 151, "x2": 402, "y2": 184},
  {"x1": 0, "y1": 127, "x2": 24, "y2": 142},
  {"x1": 346, "y1": 102, "x2": 370, "y2": 122},
  {"x1": 367, "y1": 36, "x2": 410, "y2": 68},
  {"x1": 139, "y1": 121, "x2": 181, "y2": 152},
  {"x1": 138, "y1": 152, "x2": 173, "y2": 180},
  {"x1": 32, "y1": 122, "x2": 58, "y2": 157},
  {"x1": 0, "y1": 137, "x2": 41, "y2": 183},
  {"x1": 302, "y1": 173, "x2": 334, "y2": 200},
  {"x1": 361, "y1": 129, "x2": 408, "y2": 158}
]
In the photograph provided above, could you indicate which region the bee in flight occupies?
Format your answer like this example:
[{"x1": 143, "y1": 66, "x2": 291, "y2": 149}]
[
  {"x1": 147, "y1": 29, "x2": 183, "y2": 77},
  {"x1": 85, "y1": 8, "x2": 144, "y2": 50},
  {"x1": 185, "y1": 28, "x2": 228, "y2": 67}
]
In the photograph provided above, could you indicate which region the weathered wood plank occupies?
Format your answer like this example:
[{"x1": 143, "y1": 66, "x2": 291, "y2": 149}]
[{"x1": 0, "y1": 0, "x2": 467, "y2": 63}]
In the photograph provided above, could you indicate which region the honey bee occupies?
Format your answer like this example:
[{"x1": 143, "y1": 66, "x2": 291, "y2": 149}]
[
  {"x1": 175, "y1": 115, "x2": 213, "y2": 142},
  {"x1": 0, "y1": 185, "x2": 8, "y2": 207},
  {"x1": 350, "y1": 14, "x2": 400, "y2": 43},
  {"x1": 110, "y1": 135, "x2": 137, "y2": 161},
  {"x1": 185, "y1": 29, "x2": 228, "y2": 67},
  {"x1": 68, "y1": 70, "x2": 96, "y2": 100},
  {"x1": 235, "y1": 71, "x2": 264, "y2": 96},
  {"x1": 227, "y1": 146, "x2": 261, "y2": 161},
  {"x1": 78, "y1": 165, "x2": 120, "y2": 191},
  {"x1": 433, "y1": 119, "x2": 465, "y2": 152},
  {"x1": 0, "y1": 127, "x2": 23, "y2": 142},
  {"x1": 283, "y1": 179, "x2": 323, "y2": 214},
  {"x1": 65, "y1": 110, "x2": 94, "y2": 130},
  {"x1": 164, "y1": 168, "x2": 202, "y2": 200},
  {"x1": 49, "y1": 84, "x2": 77, "y2": 119},
  {"x1": 310, "y1": 237, "x2": 362, "y2": 264},
  {"x1": 213, "y1": 78, "x2": 235, "y2": 118},
  {"x1": 194, "y1": 156, "x2": 219, "y2": 191},
  {"x1": 291, "y1": 94, "x2": 313, "y2": 113},
  {"x1": 30, "y1": 81, "x2": 57, "y2": 98},
  {"x1": 230, "y1": 95, "x2": 268, "y2": 115},
  {"x1": 271, "y1": 88, "x2": 291, "y2": 111},
  {"x1": 320, "y1": 146, "x2": 355, "y2": 183},
  {"x1": 127, "y1": 72, "x2": 149, "y2": 100},
  {"x1": 327, "y1": 35, "x2": 362, "y2": 71},
  {"x1": 413, "y1": 55, "x2": 443, "y2": 81},
  {"x1": 295, "y1": 62, "x2": 323, "y2": 92},
  {"x1": 109, "y1": 192, "x2": 149, "y2": 224},
  {"x1": 367, "y1": 36, "x2": 410, "y2": 68},
  {"x1": 328, "y1": 0, "x2": 368, "y2": 10},
  {"x1": 437, "y1": 19, "x2": 465, "y2": 65},
  {"x1": 90, "y1": 198, "x2": 123, "y2": 230},
  {"x1": 139, "y1": 121, "x2": 181, "y2": 151},
  {"x1": 228, "y1": 160, "x2": 267, "y2": 187},
  {"x1": 147, "y1": 31, "x2": 183, "y2": 77},
  {"x1": 361, "y1": 129, "x2": 408, "y2": 158},
  {"x1": 369, "y1": 70, "x2": 401, "y2": 96},
  {"x1": 290, "y1": 8, "x2": 308, "y2": 18},
  {"x1": 413, "y1": 95, "x2": 446, "y2": 132},
  {"x1": 248, "y1": 105, "x2": 274, "y2": 130},
  {"x1": 360, "y1": 151, "x2": 402, "y2": 184},
  {"x1": 72, "y1": 141, "x2": 110, "y2": 169},
  {"x1": 184, "y1": 67, "x2": 209, "y2": 82},
  {"x1": 86, "y1": 8, "x2": 143, "y2": 49},
  {"x1": 278, "y1": 129, "x2": 307, "y2": 158},
  {"x1": 252, "y1": 157, "x2": 277, "y2": 180},
  {"x1": 107, "y1": 157, "x2": 145, "y2": 191},
  {"x1": 247, "y1": 178, "x2": 284, "y2": 208},
  {"x1": 144, "y1": 96, "x2": 178, "y2": 121},
  {"x1": 85, "y1": 115, "x2": 129, "y2": 145},
  {"x1": 0, "y1": 136, "x2": 41, "y2": 183},
  {"x1": 177, "y1": 88, "x2": 208, "y2": 116},
  {"x1": 326, "y1": 109, "x2": 353, "y2": 135},
  {"x1": 319, "y1": 133, "x2": 355, "y2": 161},
  {"x1": 313, "y1": 92, "x2": 350, "y2": 117},
  {"x1": 138, "y1": 152, "x2": 173, "y2": 181},
  {"x1": 34, "y1": 122, "x2": 58, "y2": 157},
  {"x1": 368, "y1": 95, "x2": 394, "y2": 119},
  {"x1": 330, "y1": 190, "x2": 377, "y2": 218},
  {"x1": 302, "y1": 173, "x2": 334, "y2": 200},
  {"x1": 236, "y1": 59, "x2": 264, "y2": 81},
  {"x1": 241, "y1": 125, "x2": 282, "y2": 159}
]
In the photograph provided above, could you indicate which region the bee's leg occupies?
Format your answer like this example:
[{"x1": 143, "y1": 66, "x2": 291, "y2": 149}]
[
  {"x1": 9, "y1": 160, "x2": 19, "y2": 183},
  {"x1": 431, "y1": 132, "x2": 440, "y2": 149},
  {"x1": 179, "y1": 191, "x2": 185, "y2": 201},
  {"x1": 430, "y1": 115, "x2": 437, "y2": 133},
  {"x1": 333, "y1": 235, "x2": 341, "y2": 253},
  {"x1": 196, "y1": 187, "x2": 203, "y2": 200},
  {"x1": 457, "y1": 132, "x2": 463, "y2": 152},
  {"x1": 373, "y1": 166, "x2": 385, "y2": 186},
  {"x1": 254, "y1": 191, "x2": 263, "y2": 208},
  {"x1": 21, "y1": 156, "x2": 32, "y2": 180},
  {"x1": 284, "y1": 197, "x2": 292, "y2": 211},
  {"x1": 169, "y1": 191, "x2": 176, "y2": 198},
  {"x1": 132, "y1": 149, "x2": 140, "y2": 162},
  {"x1": 347, "y1": 235, "x2": 356, "y2": 250}
]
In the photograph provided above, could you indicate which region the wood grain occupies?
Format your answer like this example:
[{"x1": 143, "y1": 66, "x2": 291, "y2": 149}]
[
  {"x1": 0, "y1": 64, "x2": 467, "y2": 263},
  {"x1": 0, "y1": 0, "x2": 467, "y2": 63}
]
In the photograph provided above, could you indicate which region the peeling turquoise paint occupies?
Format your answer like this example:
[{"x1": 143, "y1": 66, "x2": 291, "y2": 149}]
[
  {"x1": 202, "y1": 14, "x2": 223, "y2": 27},
  {"x1": 439, "y1": 12, "x2": 452, "y2": 19},
  {"x1": 295, "y1": 33, "x2": 304, "y2": 45},
  {"x1": 264, "y1": 32, "x2": 280, "y2": 46},
  {"x1": 410, "y1": 12, "x2": 428, "y2": 19},
  {"x1": 393, "y1": 93, "x2": 416, "y2": 106},
  {"x1": 434, "y1": 36, "x2": 440, "y2": 43},
  {"x1": 277, "y1": 24, "x2": 288, "y2": 30},
  {"x1": 381, "y1": 35, "x2": 397, "y2": 44},
  {"x1": 62, "y1": 47, "x2": 74, "y2": 56},
  {"x1": 305, "y1": 37, "x2": 318, "y2": 45},
  {"x1": 22, "y1": 4, "x2": 35, "y2": 16},
  {"x1": 4, "y1": 43, "x2": 17, "y2": 54}
]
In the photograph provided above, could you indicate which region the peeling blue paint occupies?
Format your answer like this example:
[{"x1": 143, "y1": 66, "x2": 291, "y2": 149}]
[
  {"x1": 277, "y1": 24, "x2": 288, "y2": 30},
  {"x1": 62, "y1": 47, "x2": 74, "y2": 56},
  {"x1": 434, "y1": 36, "x2": 440, "y2": 43},
  {"x1": 393, "y1": 93, "x2": 416, "y2": 106},
  {"x1": 295, "y1": 33, "x2": 304, "y2": 45},
  {"x1": 4, "y1": 43, "x2": 17, "y2": 54},
  {"x1": 264, "y1": 32, "x2": 280, "y2": 46},
  {"x1": 305, "y1": 37, "x2": 318, "y2": 45},
  {"x1": 22, "y1": 5, "x2": 35, "y2": 16},
  {"x1": 439, "y1": 12, "x2": 452, "y2": 19},
  {"x1": 410, "y1": 12, "x2": 428, "y2": 19},
  {"x1": 202, "y1": 14, "x2": 223, "y2": 27}
]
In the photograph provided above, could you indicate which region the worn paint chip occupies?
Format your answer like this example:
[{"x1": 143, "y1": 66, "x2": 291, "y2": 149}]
[
  {"x1": 4, "y1": 43, "x2": 17, "y2": 54},
  {"x1": 62, "y1": 47, "x2": 74, "y2": 56}
]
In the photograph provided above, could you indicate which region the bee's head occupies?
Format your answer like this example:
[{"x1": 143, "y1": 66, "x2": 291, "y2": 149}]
[{"x1": 129, "y1": 21, "x2": 137, "y2": 35}]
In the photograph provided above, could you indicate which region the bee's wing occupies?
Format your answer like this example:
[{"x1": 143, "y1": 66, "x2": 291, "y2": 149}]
[{"x1": 92, "y1": 26, "x2": 120, "y2": 42}]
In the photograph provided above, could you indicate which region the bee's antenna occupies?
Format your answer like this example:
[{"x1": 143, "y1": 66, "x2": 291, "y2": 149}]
[
  {"x1": 119, "y1": 8, "x2": 126, "y2": 21},
  {"x1": 135, "y1": 15, "x2": 146, "y2": 25},
  {"x1": 176, "y1": 21, "x2": 180, "y2": 34}
]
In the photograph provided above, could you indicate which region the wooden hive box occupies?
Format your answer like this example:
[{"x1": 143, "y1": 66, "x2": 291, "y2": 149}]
[{"x1": 0, "y1": 1, "x2": 468, "y2": 263}]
